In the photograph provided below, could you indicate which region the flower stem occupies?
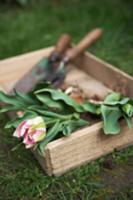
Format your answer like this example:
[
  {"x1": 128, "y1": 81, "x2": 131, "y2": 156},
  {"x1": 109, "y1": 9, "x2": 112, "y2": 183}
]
[{"x1": 11, "y1": 142, "x2": 23, "y2": 151}]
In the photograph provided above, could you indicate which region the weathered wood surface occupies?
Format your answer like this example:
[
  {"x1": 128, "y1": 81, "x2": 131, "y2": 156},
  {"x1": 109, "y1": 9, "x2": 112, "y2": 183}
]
[
  {"x1": 74, "y1": 52, "x2": 133, "y2": 97},
  {"x1": 65, "y1": 65, "x2": 112, "y2": 99},
  {"x1": 44, "y1": 120, "x2": 133, "y2": 176},
  {"x1": 0, "y1": 47, "x2": 133, "y2": 176}
]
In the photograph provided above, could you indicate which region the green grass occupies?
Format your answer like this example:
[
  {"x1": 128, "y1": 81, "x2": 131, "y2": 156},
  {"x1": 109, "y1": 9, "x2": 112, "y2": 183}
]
[{"x1": 0, "y1": 0, "x2": 133, "y2": 199}]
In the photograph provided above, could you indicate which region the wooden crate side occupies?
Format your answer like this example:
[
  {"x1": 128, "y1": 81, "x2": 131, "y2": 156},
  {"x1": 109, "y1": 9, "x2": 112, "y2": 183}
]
[
  {"x1": 74, "y1": 52, "x2": 133, "y2": 97},
  {"x1": 45, "y1": 121, "x2": 133, "y2": 176},
  {"x1": 32, "y1": 148, "x2": 53, "y2": 176}
]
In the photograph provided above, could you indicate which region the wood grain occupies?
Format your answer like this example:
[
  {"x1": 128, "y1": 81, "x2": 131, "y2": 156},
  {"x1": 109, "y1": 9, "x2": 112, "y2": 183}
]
[
  {"x1": 65, "y1": 65, "x2": 112, "y2": 99},
  {"x1": 44, "y1": 120, "x2": 133, "y2": 176},
  {"x1": 74, "y1": 52, "x2": 133, "y2": 97}
]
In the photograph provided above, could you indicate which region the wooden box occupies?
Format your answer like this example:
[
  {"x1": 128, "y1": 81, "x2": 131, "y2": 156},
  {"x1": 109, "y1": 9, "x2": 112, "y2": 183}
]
[{"x1": 0, "y1": 47, "x2": 133, "y2": 176}]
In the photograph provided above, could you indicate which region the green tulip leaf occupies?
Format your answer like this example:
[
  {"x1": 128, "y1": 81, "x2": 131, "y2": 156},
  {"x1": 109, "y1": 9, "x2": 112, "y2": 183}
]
[
  {"x1": 14, "y1": 90, "x2": 37, "y2": 105},
  {"x1": 35, "y1": 88, "x2": 84, "y2": 112},
  {"x1": 122, "y1": 103, "x2": 133, "y2": 117},
  {"x1": 101, "y1": 105, "x2": 122, "y2": 135},
  {"x1": 123, "y1": 114, "x2": 132, "y2": 129},
  {"x1": 82, "y1": 101, "x2": 101, "y2": 115},
  {"x1": 35, "y1": 93, "x2": 65, "y2": 111},
  {"x1": 104, "y1": 92, "x2": 130, "y2": 106},
  {"x1": 0, "y1": 91, "x2": 24, "y2": 107},
  {"x1": 28, "y1": 105, "x2": 78, "y2": 120},
  {"x1": 0, "y1": 105, "x2": 20, "y2": 113},
  {"x1": 62, "y1": 119, "x2": 88, "y2": 136},
  {"x1": 5, "y1": 111, "x2": 37, "y2": 129},
  {"x1": 37, "y1": 120, "x2": 61, "y2": 156},
  {"x1": 104, "y1": 92, "x2": 121, "y2": 103}
]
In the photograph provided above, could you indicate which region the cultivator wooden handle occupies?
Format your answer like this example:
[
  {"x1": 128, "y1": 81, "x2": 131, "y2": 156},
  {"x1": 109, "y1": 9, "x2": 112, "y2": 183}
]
[
  {"x1": 50, "y1": 34, "x2": 71, "y2": 61},
  {"x1": 55, "y1": 34, "x2": 71, "y2": 54},
  {"x1": 52, "y1": 28, "x2": 103, "y2": 87},
  {"x1": 64, "y1": 28, "x2": 103, "y2": 62}
]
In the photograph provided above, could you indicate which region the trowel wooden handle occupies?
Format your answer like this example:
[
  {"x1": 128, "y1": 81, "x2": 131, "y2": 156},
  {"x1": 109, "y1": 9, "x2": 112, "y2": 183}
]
[
  {"x1": 54, "y1": 34, "x2": 71, "y2": 54},
  {"x1": 65, "y1": 28, "x2": 103, "y2": 61}
]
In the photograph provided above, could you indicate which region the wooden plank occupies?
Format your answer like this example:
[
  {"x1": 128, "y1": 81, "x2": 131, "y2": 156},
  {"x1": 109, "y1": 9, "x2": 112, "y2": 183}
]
[
  {"x1": 31, "y1": 148, "x2": 53, "y2": 176},
  {"x1": 44, "y1": 120, "x2": 133, "y2": 176},
  {"x1": 65, "y1": 65, "x2": 112, "y2": 99},
  {"x1": 74, "y1": 52, "x2": 133, "y2": 97}
]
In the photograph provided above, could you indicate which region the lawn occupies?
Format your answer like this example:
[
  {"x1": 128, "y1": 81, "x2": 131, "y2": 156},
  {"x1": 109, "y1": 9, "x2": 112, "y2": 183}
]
[{"x1": 0, "y1": 0, "x2": 133, "y2": 199}]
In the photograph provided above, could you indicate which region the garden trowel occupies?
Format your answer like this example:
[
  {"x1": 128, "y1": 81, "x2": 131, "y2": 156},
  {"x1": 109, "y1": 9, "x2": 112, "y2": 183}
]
[
  {"x1": 15, "y1": 29, "x2": 102, "y2": 92},
  {"x1": 15, "y1": 34, "x2": 71, "y2": 92}
]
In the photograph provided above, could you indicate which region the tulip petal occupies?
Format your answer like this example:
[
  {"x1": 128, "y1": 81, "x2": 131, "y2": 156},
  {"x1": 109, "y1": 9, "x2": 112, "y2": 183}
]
[
  {"x1": 13, "y1": 120, "x2": 28, "y2": 138},
  {"x1": 13, "y1": 116, "x2": 46, "y2": 149}
]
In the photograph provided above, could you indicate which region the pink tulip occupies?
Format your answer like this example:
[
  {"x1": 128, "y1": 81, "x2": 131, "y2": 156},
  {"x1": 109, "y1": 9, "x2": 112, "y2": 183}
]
[{"x1": 13, "y1": 116, "x2": 46, "y2": 148}]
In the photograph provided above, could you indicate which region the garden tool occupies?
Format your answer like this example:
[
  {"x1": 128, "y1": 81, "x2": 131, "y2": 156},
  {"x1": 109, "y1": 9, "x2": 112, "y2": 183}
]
[
  {"x1": 15, "y1": 29, "x2": 102, "y2": 92},
  {"x1": 52, "y1": 28, "x2": 103, "y2": 87},
  {"x1": 15, "y1": 34, "x2": 71, "y2": 92}
]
